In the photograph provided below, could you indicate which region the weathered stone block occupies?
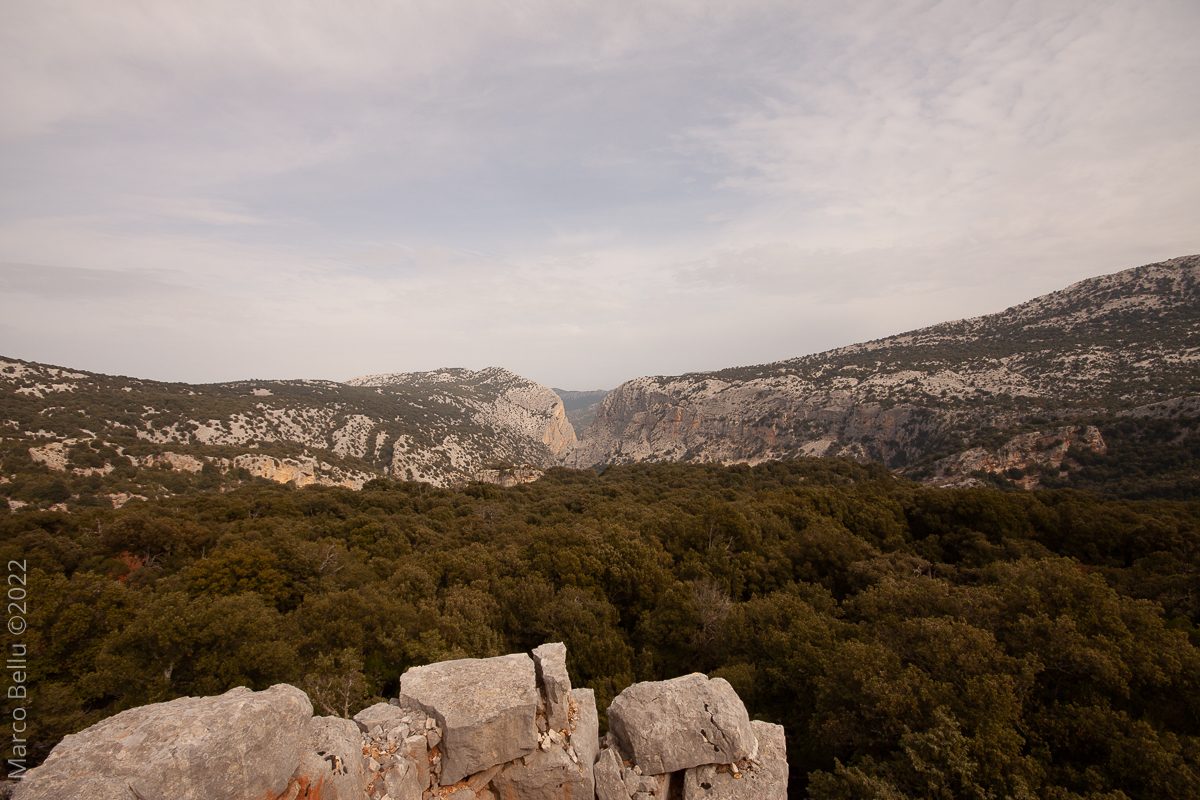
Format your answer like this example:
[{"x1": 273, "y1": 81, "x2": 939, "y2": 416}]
[
  {"x1": 607, "y1": 674, "x2": 755, "y2": 775},
  {"x1": 569, "y1": 688, "x2": 599, "y2": 795},
  {"x1": 468, "y1": 764, "x2": 504, "y2": 791},
  {"x1": 400, "y1": 653, "x2": 539, "y2": 785},
  {"x1": 593, "y1": 747, "x2": 630, "y2": 800},
  {"x1": 532, "y1": 642, "x2": 572, "y2": 732},
  {"x1": 294, "y1": 716, "x2": 368, "y2": 800},
  {"x1": 401, "y1": 733, "x2": 431, "y2": 791},
  {"x1": 683, "y1": 721, "x2": 787, "y2": 800},
  {"x1": 490, "y1": 687, "x2": 599, "y2": 800},
  {"x1": 384, "y1": 759, "x2": 424, "y2": 800},
  {"x1": 355, "y1": 701, "x2": 409, "y2": 732},
  {"x1": 14, "y1": 684, "x2": 312, "y2": 800}
]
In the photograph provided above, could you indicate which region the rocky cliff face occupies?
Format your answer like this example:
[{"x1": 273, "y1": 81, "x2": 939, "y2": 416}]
[
  {"x1": 0, "y1": 360, "x2": 575, "y2": 495},
  {"x1": 346, "y1": 367, "x2": 576, "y2": 484},
  {"x1": 568, "y1": 254, "x2": 1200, "y2": 485}
]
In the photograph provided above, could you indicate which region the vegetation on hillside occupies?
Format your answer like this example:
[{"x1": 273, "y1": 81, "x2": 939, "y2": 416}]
[
  {"x1": 2, "y1": 458, "x2": 1198, "y2": 798},
  {"x1": 905, "y1": 410, "x2": 1200, "y2": 500},
  {"x1": 702, "y1": 255, "x2": 1200, "y2": 410},
  {"x1": 0, "y1": 356, "x2": 567, "y2": 486}
]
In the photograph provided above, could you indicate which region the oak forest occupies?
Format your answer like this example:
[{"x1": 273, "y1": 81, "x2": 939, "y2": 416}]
[{"x1": 3, "y1": 458, "x2": 1198, "y2": 798}]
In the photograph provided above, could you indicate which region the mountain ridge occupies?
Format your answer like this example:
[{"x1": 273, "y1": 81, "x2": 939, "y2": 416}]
[
  {"x1": 567, "y1": 254, "x2": 1200, "y2": 492},
  {"x1": 0, "y1": 360, "x2": 574, "y2": 505}
]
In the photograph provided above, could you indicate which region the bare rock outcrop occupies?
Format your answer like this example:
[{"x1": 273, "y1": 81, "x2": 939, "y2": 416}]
[
  {"x1": 598, "y1": 679, "x2": 787, "y2": 800},
  {"x1": 532, "y1": 643, "x2": 572, "y2": 733},
  {"x1": 14, "y1": 644, "x2": 787, "y2": 800},
  {"x1": 349, "y1": 367, "x2": 577, "y2": 485},
  {"x1": 607, "y1": 674, "x2": 755, "y2": 775},
  {"x1": 567, "y1": 255, "x2": 1200, "y2": 485},
  {"x1": 923, "y1": 424, "x2": 1107, "y2": 489},
  {"x1": 13, "y1": 684, "x2": 312, "y2": 800},
  {"x1": 492, "y1": 688, "x2": 599, "y2": 800},
  {"x1": 295, "y1": 715, "x2": 369, "y2": 799},
  {"x1": 1, "y1": 358, "x2": 580, "y2": 497},
  {"x1": 399, "y1": 653, "x2": 541, "y2": 785},
  {"x1": 354, "y1": 700, "x2": 443, "y2": 800},
  {"x1": 682, "y1": 721, "x2": 788, "y2": 800}
]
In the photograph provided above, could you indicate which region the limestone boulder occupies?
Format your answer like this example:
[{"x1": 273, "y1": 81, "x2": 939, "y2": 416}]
[
  {"x1": 491, "y1": 687, "x2": 598, "y2": 800},
  {"x1": 531, "y1": 642, "x2": 572, "y2": 732},
  {"x1": 593, "y1": 747, "x2": 629, "y2": 800},
  {"x1": 383, "y1": 758, "x2": 424, "y2": 800},
  {"x1": 14, "y1": 684, "x2": 312, "y2": 800},
  {"x1": 293, "y1": 716, "x2": 368, "y2": 800},
  {"x1": 400, "y1": 733, "x2": 431, "y2": 791},
  {"x1": 491, "y1": 746, "x2": 576, "y2": 800},
  {"x1": 569, "y1": 688, "x2": 600, "y2": 791},
  {"x1": 683, "y1": 721, "x2": 788, "y2": 800},
  {"x1": 354, "y1": 701, "x2": 409, "y2": 733},
  {"x1": 400, "y1": 653, "x2": 539, "y2": 785},
  {"x1": 607, "y1": 674, "x2": 755, "y2": 775}
]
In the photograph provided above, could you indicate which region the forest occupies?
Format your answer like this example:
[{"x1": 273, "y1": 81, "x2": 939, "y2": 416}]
[{"x1": 2, "y1": 457, "x2": 1198, "y2": 799}]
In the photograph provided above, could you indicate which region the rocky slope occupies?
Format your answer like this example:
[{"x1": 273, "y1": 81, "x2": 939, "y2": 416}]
[
  {"x1": 0, "y1": 360, "x2": 575, "y2": 499},
  {"x1": 568, "y1": 254, "x2": 1200, "y2": 487},
  {"x1": 346, "y1": 367, "x2": 576, "y2": 481}
]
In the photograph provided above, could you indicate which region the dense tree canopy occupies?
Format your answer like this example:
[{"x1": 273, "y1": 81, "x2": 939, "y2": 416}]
[{"x1": 2, "y1": 458, "x2": 1198, "y2": 798}]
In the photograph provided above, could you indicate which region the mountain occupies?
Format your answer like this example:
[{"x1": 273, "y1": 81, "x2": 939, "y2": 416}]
[
  {"x1": 0, "y1": 361, "x2": 574, "y2": 509},
  {"x1": 344, "y1": 367, "x2": 575, "y2": 479},
  {"x1": 568, "y1": 254, "x2": 1200, "y2": 494}
]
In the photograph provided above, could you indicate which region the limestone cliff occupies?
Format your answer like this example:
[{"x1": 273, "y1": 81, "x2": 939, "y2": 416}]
[{"x1": 346, "y1": 367, "x2": 576, "y2": 485}]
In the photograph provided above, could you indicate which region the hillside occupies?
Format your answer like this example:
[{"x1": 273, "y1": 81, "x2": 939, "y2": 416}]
[
  {"x1": 0, "y1": 360, "x2": 574, "y2": 511},
  {"x1": 568, "y1": 254, "x2": 1200, "y2": 494}
]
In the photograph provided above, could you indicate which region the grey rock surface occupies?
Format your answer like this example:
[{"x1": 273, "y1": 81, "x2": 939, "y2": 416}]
[
  {"x1": 14, "y1": 684, "x2": 311, "y2": 800},
  {"x1": 593, "y1": 747, "x2": 630, "y2": 800},
  {"x1": 567, "y1": 254, "x2": 1200, "y2": 486},
  {"x1": 569, "y1": 688, "x2": 599, "y2": 796},
  {"x1": 607, "y1": 674, "x2": 755, "y2": 775},
  {"x1": 532, "y1": 642, "x2": 572, "y2": 732},
  {"x1": 490, "y1": 747, "x2": 580, "y2": 800},
  {"x1": 400, "y1": 653, "x2": 539, "y2": 785},
  {"x1": 355, "y1": 701, "x2": 409, "y2": 731},
  {"x1": 401, "y1": 733, "x2": 431, "y2": 791},
  {"x1": 295, "y1": 716, "x2": 367, "y2": 800},
  {"x1": 491, "y1": 686, "x2": 599, "y2": 800},
  {"x1": 384, "y1": 758, "x2": 424, "y2": 800},
  {"x1": 683, "y1": 721, "x2": 788, "y2": 800},
  {"x1": 467, "y1": 763, "x2": 505, "y2": 791}
]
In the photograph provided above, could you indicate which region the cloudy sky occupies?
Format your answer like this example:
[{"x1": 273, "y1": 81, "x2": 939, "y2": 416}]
[{"x1": 1, "y1": 0, "x2": 1198, "y2": 390}]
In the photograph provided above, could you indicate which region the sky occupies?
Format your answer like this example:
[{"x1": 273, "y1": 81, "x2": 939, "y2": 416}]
[{"x1": 1, "y1": 0, "x2": 1198, "y2": 391}]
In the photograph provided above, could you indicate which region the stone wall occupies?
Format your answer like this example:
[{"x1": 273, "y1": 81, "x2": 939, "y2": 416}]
[{"x1": 12, "y1": 646, "x2": 786, "y2": 800}]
